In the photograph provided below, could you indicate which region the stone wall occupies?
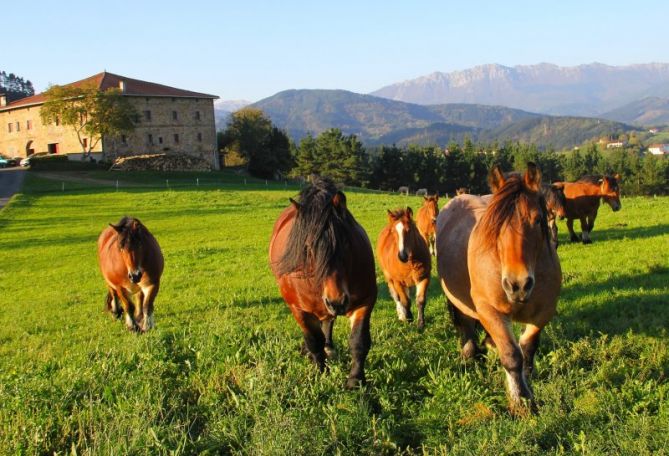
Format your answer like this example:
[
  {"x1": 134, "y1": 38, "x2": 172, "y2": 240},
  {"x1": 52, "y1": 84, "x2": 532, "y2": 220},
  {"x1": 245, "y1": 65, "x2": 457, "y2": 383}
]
[
  {"x1": 102, "y1": 96, "x2": 219, "y2": 169},
  {"x1": 0, "y1": 105, "x2": 102, "y2": 157}
]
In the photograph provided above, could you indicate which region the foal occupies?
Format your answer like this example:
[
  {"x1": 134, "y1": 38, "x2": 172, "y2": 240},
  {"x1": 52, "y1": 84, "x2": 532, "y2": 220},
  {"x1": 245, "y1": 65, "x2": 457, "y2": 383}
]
[
  {"x1": 377, "y1": 208, "x2": 432, "y2": 328},
  {"x1": 416, "y1": 195, "x2": 439, "y2": 256},
  {"x1": 97, "y1": 217, "x2": 164, "y2": 332}
]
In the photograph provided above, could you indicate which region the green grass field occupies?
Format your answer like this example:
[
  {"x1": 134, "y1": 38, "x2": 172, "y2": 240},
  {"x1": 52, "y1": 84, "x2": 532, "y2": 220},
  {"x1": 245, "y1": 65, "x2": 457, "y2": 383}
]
[{"x1": 1, "y1": 171, "x2": 668, "y2": 455}]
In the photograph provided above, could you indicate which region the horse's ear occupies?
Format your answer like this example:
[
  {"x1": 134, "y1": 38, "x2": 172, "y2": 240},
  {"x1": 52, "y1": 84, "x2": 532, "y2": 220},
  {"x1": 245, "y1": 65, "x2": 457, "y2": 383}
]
[
  {"x1": 551, "y1": 182, "x2": 565, "y2": 190},
  {"x1": 423, "y1": 195, "x2": 428, "y2": 201},
  {"x1": 434, "y1": 194, "x2": 439, "y2": 201},
  {"x1": 523, "y1": 162, "x2": 542, "y2": 192},
  {"x1": 109, "y1": 223, "x2": 123, "y2": 233},
  {"x1": 614, "y1": 173, "x2": 622, "y2": 183},
  {"x1": 406, "y1": 207, "x2": 413, "y2": 218},
  {"x1": 289, "y1": 197, "x2": 301, "y2": 211},
  {"x1": 387, "y1": 209, "x2": 395, "y2": 221},
  {"x1": 488, "y1": 165, "x2": 506, "y2": 192}
]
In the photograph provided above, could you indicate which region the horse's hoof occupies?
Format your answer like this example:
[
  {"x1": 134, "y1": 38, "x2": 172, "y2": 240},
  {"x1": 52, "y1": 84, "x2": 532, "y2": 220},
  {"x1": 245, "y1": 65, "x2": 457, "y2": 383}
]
[
  {"x1": 582, "y1": 239, "x2": 592, "y2": 245},
  {"x1": 416, "y1": 319, "x2": 425, "y2": 330},
  {"x1": 324, "y1": 345, "x2": 337, "y2": 359},
  {"x1": 345, "y1": 377, "x2": 366, "y2": 389},
  {"x1": 508, "y1": 397, "x2": 537, "y2": 418},
  {"x1": 461, "y1": 340, "x2": 480, "y2": 360}
]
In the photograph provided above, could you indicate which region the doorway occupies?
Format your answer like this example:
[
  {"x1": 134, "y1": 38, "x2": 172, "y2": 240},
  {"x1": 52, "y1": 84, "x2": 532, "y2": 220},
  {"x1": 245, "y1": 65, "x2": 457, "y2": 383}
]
[
  {"x1": 26, "y1": 140, "x2": 35, "y2": 156},
  {"x1": 47, "y1": 143, "x2": 59, "y2": 154}
]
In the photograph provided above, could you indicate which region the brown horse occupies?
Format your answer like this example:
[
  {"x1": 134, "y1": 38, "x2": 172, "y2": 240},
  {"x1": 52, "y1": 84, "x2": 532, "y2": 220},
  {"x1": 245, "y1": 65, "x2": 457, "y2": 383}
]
[
  {"x1": 554, "y1": 174, "x2": 621, "y2": 244},
  {"x1": 416, "y1": 195, "x2": 439, "y2": 256},
  {"x1": 436, "y1": 163, "x2": 561, "y2": 413},
  {"x1": 269, "y1": 177, "x2": 377, "y2": 388},
  {"x1": 97, "y1": 216, "x2": 164, "y2": 332},
  {"x1": 377, "y1": 208, "x2": 431, "y2": 329},
  {"x1": 541, "y1": 183, "x2": 567, "y2": 250}
]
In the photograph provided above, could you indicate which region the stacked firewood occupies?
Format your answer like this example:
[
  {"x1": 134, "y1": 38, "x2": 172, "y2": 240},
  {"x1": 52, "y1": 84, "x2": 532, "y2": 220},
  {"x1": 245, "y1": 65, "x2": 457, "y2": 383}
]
[{"x1": 111, "y1": 153, "x2": 212, "y2": 172}]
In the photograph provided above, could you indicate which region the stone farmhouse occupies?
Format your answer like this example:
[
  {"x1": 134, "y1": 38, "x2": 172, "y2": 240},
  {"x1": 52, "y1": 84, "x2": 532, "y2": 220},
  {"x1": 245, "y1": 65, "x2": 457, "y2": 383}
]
[{"x1": 0, "y1": 72, "x2": 220, "y2": 169}]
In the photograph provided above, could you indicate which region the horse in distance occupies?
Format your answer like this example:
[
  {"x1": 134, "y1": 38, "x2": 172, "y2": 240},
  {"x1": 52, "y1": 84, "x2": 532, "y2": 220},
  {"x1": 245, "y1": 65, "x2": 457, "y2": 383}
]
[
  {"x1": 555, "y1": 174, "x2": 622, "y2": 244},
  {"x1": 541, "y1": 183, "x2": 567, "y2": 250},
  {"x1": 377, "y1": 207, "x2": 432, "y2": 329},
  {"x1": 269, "y1": 177, "x2": 377, "y2": 388},
  {"x1": 436, "y1": 163, "x2": 561, "y2": 414},
  {"x1": 416, "y1": 194, "x2": 439, "y2": 256},
  {"x1": 97, "y1": 216, "x2": 164, "y2": 332}
]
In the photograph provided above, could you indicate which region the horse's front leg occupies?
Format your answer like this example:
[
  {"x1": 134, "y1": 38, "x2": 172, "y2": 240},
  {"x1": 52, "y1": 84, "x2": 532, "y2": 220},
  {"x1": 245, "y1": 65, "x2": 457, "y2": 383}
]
[
  {"x1": 321, "y1": 318, "x2": 336, "y2": 358},
  {"x1": 346, "y1": 305, "x2": 372, "y2": 389},
  {"x1": 139, "y1": 282, "x2": 159, "y2": 332},
  {"x1": 415, "y1": 277, "x2": 429, "y2": 329},
  {"x1": 389, "y1": 281, "x2": 412, "y2": 322},
  {"x1": 566, "y1": 218, "x2": 580, "y2": 242},
  {"x1": 292, "y1": 308, "x2": 326, "y2": 371},
  {"x1": 583, "y1": 213, "x2": 597, "y2": 244},
  {"x1": 478, "y1": 305, "x2": 533, "y2": 415},
  {"x1": 117, "y1": 288, "x2": 139, "y2": 331},
  {"x1": 519, "y1": 323, "x2": 543, "y2": 378}
]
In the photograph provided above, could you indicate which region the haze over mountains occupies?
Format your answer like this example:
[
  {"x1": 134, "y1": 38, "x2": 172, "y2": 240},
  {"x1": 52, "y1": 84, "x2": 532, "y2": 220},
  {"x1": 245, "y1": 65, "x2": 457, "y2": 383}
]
[
  {"x1": 215, "y1": 63, "x2": 669, "y2": 149},
  {"x1": 371, "y1": 62, "x2": 669, "y2": 117}
]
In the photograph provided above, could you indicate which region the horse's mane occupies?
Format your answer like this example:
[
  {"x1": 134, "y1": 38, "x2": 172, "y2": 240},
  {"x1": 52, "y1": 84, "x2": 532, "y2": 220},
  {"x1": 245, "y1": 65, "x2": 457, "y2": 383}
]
[
  {"x1": 277, "y1": 177, "x2": 355, "y2": 282},
  {"x1": 541, "y1": 184, "x2": 566, "y2": 216},
  {"x1": 113, "y1": 216, "x2": 147, "y2": 249},
  {"x1": 388, "y1": 208, "x2": 410, "y2": 220},
  {"x1": 477, "y1": 173, "x2": 550, "y2": 252},
  {"x1": 577, "y1": 175, "x2": 603, "y2": 184}
]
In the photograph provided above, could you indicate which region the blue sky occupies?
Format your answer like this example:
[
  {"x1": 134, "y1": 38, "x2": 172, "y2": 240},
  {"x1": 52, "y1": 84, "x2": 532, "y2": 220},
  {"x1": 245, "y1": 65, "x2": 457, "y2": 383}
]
[{"x1": 4, "y1": 0, "x2": 668, "y2": 102}]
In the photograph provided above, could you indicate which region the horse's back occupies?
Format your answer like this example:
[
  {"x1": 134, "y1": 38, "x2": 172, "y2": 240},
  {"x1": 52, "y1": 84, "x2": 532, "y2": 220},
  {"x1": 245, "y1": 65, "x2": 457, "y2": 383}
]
[
  {"x1": 560, "y1": 181, "x2": 601, "y2": 218},
  {"x1": 436, "y1": 195, "x2": 489, "y2": 313}
]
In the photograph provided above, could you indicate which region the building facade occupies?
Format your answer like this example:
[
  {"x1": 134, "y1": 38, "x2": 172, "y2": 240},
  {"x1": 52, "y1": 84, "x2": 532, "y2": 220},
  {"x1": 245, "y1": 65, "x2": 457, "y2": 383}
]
[{"x1": 0, "y1": 72, "x2": 220, "y2": 169}]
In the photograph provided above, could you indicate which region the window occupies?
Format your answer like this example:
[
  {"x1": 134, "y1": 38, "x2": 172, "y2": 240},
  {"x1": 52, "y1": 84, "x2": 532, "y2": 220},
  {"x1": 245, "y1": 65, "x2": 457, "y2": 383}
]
[
  {"x1": 144, "y1": 110, "x2": 152, "y2": 121},
  {"x1": 197, "y1": 132, "x2": 202, "y2": 142},
  {"x1": 27, "y1": 120, "x2": 32, "y2": 130},
  {"x1": 148, "y1": 134, "x2": 153, "y2": 145},
  {"x1": 158, "y1": 137, "x2": 163, "y2": 144},
  {"x1": 16, "y1": 122, "x2": 20, "y2": 132},
  {"x1": 171, "y1": 97, "x2": 176, "y2": 102},
  {"x1": 121, "y1": 135, "x2": 127, "y2": 145},
  {"x1": 82, "y1": 138, "x2": 88, "y2": 149},
  {"x1": 174, "y1": 134, "x2": 179, "y2": 144},
  {"x1": 195, "y1": 111, "x2": 201, "y2": 121},
  {"x1": 55, "y1": 116, "x2": 60, "y2": 126},
  {"x1": 7, "y1": 123, "x2": 12, "y2": 133},
  {"x1": 172, "y1": 111, "x2": 178, "y2": 121}
]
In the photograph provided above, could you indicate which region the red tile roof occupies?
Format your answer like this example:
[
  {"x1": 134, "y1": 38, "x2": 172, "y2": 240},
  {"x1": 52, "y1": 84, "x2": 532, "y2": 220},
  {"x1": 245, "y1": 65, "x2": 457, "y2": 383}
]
[{"x1": 1, "y1": 72, "x2": 218, "y2": 111}]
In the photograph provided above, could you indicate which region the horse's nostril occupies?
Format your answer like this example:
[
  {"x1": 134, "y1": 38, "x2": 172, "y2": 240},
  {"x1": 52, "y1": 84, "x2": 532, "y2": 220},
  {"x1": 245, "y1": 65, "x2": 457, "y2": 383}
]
[{"x1": 523, "y1": 276, "x2": 535, "y2": 292}]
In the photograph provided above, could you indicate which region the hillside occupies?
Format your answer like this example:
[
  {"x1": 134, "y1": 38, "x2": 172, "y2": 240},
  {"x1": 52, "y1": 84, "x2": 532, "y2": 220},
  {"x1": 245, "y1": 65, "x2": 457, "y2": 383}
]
[
  {"x1": 600, "y1": 97, "x2": 669, "y2": 126},
  {"x1": 371, "y1": 62, "x2": 669, "y2": 117},
  {"x1": 251, "y1": 89, "x2": 640, "y2": 149}
]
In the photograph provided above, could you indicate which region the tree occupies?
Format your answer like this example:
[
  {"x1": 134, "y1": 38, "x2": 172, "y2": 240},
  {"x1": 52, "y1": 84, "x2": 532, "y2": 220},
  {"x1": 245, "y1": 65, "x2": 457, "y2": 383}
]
[
  {"x1": 40, "y1": 83, "x2": 137, "y2": 158},
  {"x1": 223, "y1": 107, "x2": 293, "y2": 178}
]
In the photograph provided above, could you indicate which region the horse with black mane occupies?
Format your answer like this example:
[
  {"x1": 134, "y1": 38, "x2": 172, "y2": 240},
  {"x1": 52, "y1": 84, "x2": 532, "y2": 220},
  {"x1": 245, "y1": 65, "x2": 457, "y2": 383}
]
[
  {"x1": 541, "y1": 183, "x2": 567, "y2": 250},
  {"x1": 269, "y1": 177, "x2": 377, "y2": 388},
  {"x1": 436, "y1": 163, "x2": 561, "y2": 414},
  {"x1": 98, "y1": 216, "x2": 164, "y2": 332},
  {"x1": 554, "y1": 174, "x2": 621, "y2": 244}
]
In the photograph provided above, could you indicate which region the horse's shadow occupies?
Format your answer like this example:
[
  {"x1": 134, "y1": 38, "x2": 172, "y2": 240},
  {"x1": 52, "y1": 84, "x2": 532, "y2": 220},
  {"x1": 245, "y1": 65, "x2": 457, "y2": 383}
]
[{"x1": 557, "y1": 222, "x2": 669, "y2": 243}]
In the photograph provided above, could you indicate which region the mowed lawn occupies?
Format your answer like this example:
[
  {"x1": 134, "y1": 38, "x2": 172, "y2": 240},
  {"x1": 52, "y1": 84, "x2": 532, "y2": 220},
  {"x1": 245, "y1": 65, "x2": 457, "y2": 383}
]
[{"x1": 1, "y1": 172, "x2": 668, "y2": 455}]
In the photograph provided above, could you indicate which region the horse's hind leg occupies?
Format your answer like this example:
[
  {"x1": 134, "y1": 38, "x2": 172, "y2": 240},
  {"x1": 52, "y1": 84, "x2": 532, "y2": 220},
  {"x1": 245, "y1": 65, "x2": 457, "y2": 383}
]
[
  {"x1": 105, "y1": 288, "x2": 122, "y2": 319},
  {"x1": 415, "y1": 278, "x2": 429, "y2": 329},
  {"x1": 448, "y1": 300, "x2": 481, "y2": 359},
  {"x1": 321, "y1": 318, "x2": 336, "y2": 358}
]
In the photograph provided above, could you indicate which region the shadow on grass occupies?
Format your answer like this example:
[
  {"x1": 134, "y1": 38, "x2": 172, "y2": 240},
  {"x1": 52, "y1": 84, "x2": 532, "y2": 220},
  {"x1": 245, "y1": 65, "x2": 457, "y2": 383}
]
[
  {"x1": 557, "y1": 223, "x2": 669, "y2": 244},
  {"x1": 557, "y1": 265, "x2": 669, "y2": 340}
]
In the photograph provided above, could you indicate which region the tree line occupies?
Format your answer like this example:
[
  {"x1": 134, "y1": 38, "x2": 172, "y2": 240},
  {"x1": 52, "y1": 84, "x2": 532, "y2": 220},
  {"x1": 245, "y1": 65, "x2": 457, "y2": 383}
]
[
  {"x1": 0, "y1": 71, "x2": 35, "y2": 102},
  {"x1": 219, "y1": 108, "x2": 668, "y2": 196}
]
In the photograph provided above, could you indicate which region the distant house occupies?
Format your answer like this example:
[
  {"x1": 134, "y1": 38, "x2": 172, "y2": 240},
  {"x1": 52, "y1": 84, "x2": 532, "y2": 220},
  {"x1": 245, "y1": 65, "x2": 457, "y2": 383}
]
[
  {"x1": 648, "y1": 144, "x2": 669, "y2": 155},
  {"x1": 0, "y1": 72, "x2": 220, "y2": 169},
  {"x1": 648, "y1": 128, "x2": 659, "y2": 134},
  {"x1": 605, "y1": 141, "x2": 626, "y2": 149}
]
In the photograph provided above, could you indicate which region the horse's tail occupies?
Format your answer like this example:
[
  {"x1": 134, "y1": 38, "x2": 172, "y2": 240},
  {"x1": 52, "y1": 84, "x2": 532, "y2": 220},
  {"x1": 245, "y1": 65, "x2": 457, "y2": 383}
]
[{"x1": 105, "y1": 291, "x2": 113, "y2": 312}]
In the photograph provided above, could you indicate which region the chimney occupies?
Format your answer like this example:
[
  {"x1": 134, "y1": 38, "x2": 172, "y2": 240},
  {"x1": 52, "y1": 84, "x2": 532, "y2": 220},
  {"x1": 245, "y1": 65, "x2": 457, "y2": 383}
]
[
  {"x1": 119, "y1": 80, "x2": 126, "y2": 93},
  {"x1": 0, "y1": 94, "x2": 6, "y2": 107}
]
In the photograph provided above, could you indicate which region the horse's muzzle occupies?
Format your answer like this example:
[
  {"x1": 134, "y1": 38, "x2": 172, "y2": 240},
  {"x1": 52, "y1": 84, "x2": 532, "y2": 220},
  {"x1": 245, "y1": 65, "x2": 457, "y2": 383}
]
[
  {"x1": 128, "y1": 270, "x2": 143, "y2": 283},
  {"x1": 324, "y1": 295, "x2": 349, "y2": 316},
  {"x1": 502, "y1": 275, "x2": 534, "y2": 304}
]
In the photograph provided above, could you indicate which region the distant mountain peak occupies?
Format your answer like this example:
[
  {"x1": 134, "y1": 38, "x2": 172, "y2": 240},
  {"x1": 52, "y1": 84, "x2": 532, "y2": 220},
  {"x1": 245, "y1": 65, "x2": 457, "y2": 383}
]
[{"x1": 371, "y1": 62, "x2": 669, "y2": 116}]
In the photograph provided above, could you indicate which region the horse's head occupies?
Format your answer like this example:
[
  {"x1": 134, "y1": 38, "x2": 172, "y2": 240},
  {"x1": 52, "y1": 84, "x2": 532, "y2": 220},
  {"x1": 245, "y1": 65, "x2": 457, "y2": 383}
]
[
  {"x1": 423, "y1": 195, "x2": 439, "y2": 225},
  {"x1": 280, "y1": 178, "x2": 355, "y2": 317},
  {"x1": 110, "y1": 217, "x2": 146, "y2": 284},
  {"x1": 543, "y1": 183, "x2": 567, "y2": 220},
  {"x1": 387, "y1": 207, "x2": 416, "y2": 263},
  {"x1": 600, "y1": 174, "x2": 622, "y2": 212},
  {"x1": 482, "y1": 163, "x2": 549, "y2": 304}
]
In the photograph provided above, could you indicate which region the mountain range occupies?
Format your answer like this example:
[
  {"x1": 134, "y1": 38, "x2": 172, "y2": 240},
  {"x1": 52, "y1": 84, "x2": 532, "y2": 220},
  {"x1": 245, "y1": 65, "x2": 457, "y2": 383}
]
[
  {"x1": 371, "y1": 62, "x2": 669, "y2": 117},
  {"x1": 250, "y1": 89, "x2": 639, "y2": 150}
]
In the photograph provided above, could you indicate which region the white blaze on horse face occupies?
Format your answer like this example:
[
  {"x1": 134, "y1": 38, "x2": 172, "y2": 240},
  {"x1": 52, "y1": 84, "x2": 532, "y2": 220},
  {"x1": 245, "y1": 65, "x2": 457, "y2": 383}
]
[{"x1": 395, "y1": 221, "x2": 405, "y2": 254}]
